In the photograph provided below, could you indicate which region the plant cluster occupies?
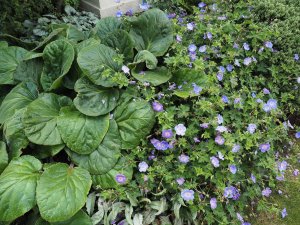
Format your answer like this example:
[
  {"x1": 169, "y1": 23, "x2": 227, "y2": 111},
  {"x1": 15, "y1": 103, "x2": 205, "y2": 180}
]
[{"x1": 0, "y1": 1, "x2": 299, "y2": 225}]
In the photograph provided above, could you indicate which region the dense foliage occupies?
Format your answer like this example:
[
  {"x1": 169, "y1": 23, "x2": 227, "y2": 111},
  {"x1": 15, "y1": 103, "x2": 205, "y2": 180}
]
[{"x1": 0, "y1": 1, "x2": 299, "y2": 225}]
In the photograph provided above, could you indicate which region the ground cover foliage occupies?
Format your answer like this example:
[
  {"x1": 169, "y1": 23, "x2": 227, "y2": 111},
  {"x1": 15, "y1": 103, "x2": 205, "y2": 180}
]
[{"x1": 0, "y1": 0, "x2": 299, "y2": 225}]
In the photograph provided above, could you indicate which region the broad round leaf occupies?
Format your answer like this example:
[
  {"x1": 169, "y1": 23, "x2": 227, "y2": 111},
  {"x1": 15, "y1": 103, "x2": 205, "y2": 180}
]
[
  {"x1": 129, "y1": 9, "x2": 173, "y2": 57},
  {"x1": 0, "y1": 141, "x2": 8, "y2": 174},
  {"x1": 37, "y1": 163, "x2": 92, "y2": 222},
  {"x1": 57, "y1": 106, "x2": 110, "y2": 154},
  {"x1": 30, "y1": 144, "x2": 65, "y2": 160},
  {"x1": 67, "y1": 119, "x2": 121, "y2": 175},
  {"x1": 51, "y1": 210, "x2": 92, "y2": 225},
  {"x1": 0, "y1": 156, "x2": 42, "y2": 221},
  {"x1": 41, "y1": 39, "x2": 75, "y2": 91},
  {"x1": 3, "y1": 108, "x2": 29, "y2": 159},
  {"x1": 23, "y1": 93, "x2": 72, "y2": 146},
  {"x1": 0, "y1": 82, "x2": 38, "y2": 124},
  {"x1": 131, "y1": 67, "x2": 172, "y2": 86},
  {"x1": 131, "y1": 50, "x2": 158, "y2": 70},
  {"x1": 115, "y1": 99, "x2": 155, "y2": 149},
  {"x1": 93, "y1": 17, "x2": 122, "y2": 40},
  {"x1": 77, "y1": 44, "x2": 122, "y2": 87},
  {"x1": 92, "y1": 157, "x2": 133, "y2": 189},
  {"x1": 0, "y1": 46, "x2": 29, "y2": 84},
  {"x1": 74, "y1": 77, "x2": 120, "y2": 116}
]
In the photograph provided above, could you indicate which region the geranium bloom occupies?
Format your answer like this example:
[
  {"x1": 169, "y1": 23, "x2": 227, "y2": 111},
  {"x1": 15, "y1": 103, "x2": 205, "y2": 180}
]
[
  {"x1": 138, "y1": 161, "x2": 149, "y2": 172},
  {"x1": 232, "y1": 144, "x2": 240, "y2": 153},
  {"x1": 178, "y1": 154, "x2": 190, "y2": 164},
  {"x1": 210, "y1": 198, "x2": 217, "y2": 209},
  {"x1": 226, "y1": 64, "x2": 234, "y2": 72},
  {"x1": 282, "y1": 208, "x2": 287, "y2": 218},
  {"x1": 243, "y1": 57, "x2": 252, "y2": 66},
  {"x1": 259, "y1": 143, "x2": 270, "y2": 152},
  {"x1": 162, "y1": 129, "x2": 173, "y2": 139},
  {"x1": 216, "y1": 126, "x2": 227, "y2": 133},
  {"x1": 176, "y1": 177, "x2": 185, "y2": 185},
  {"x1": 267, "y1": 99, "x2": 277, "y2": 109},
  {"x1": 152, "y1": 102, "x2": 163, "y2": 112},
  {"x1": 277, "y1": 161, "x2": 288, "y2": 172},
  {"x1": 215, "y1": 135, "x2": 225, "y2": 145},
  {"x1": 181, "y1": 189, "x2": 194, "y2": 201},
  {"x1": 210, "y1": 156, "x2": 220, "y2": 167},
  {"x1": 221, "y1": 95, "x2": 229, "y2": 103},
  {"x1": 250, "y1": 174, "x2": 256, "y2": 183},
  {"x1": 199, "y1": 45, "x2": 207, "y2": 53},
  {"x1": 224, "y1": 186, "x2": 240, "y2": 200},
  {"x1": 229, "y1": 165, "x2": 237, "y2": 174},
  {"x1": 295, "y1": 132, "x2": 300, "y2": 138},
  {"x1": 188, "y1": 44, "x2": 197, "y2": 52},
  {"x1": 243, "y1": 42, "x2": 250, "y2": 51},
  {"x1": 122, "y1": 65, "x2": 130, "y2": 74},
  {"x1": 262, "y1": 187, "x2": 272, "y2": 197},
  {"x1": 198, "y1": 2, "x2": 206, "y2": 8},
  {"x1": 200, "y1": 123, "x2": 209, "y2": 128},
  {"x1": 217, "y1": 114, "x2": 223, "y2": 124},
  {"x1": 115, "y1": 174, "x2": 126, "y2": 184},
  {"x1": 175, "y1": 124, "x2": 186, "y2": 136},
  {"x1": 247, "y1": 124, "x2": 257, "y2": 134},
  {"x1": 150, "y1": 139, "x2": 169, "y2": 151},
  {"x1": 265, "y1": 41, "x2": 273, "y2": 49}
]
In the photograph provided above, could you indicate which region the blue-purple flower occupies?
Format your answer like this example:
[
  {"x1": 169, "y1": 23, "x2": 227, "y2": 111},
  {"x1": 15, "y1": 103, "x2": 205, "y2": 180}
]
[
  {"x1": 178, "y1": 154, "x2": 190, "y2": 164},
  {"x1": 294, "y1": 54, "x2": 299, "y2": 61},
  {"x1": 116, "y1": 10, "x2": 123, "y2": 17},
  {"x1": 293, "y1": 169, "x2": 299, "y2": 176},
  {"x1": 217, "y1": 72, "x2": 223, "y2": 81},
  {"x1": 217, "y1": 114, "x2": 224, "y2": 124},
  {"x1": 162, "y1": 129, "x2": 173, "y2": 139},
  {"x1": 229, "y1": 165, "x2": 237, "y2": 174},
  {"x1": 176, "y1": 177, "x2": 185, "y2": 185},
  {"x1": 188, "y1": 44, "x2": 197, "y2": 52},
  {"x1": 295, "y1": 132, "x2": 300, "y2": 138},
  {"x1": 181, "y1": 189, "x2": 194, "y2": 201},
  {"x1": 232, "y1": 144, "x2": 241, "y2": 153},
  {"x1": 151, "y1": 138, "x2": 169, "y2": 151},
  {"x1": 264, "y1": 41, "x2": 273, "y2": 49},
  {"x1": 250, "y1": 173, "x2": 256, "y2": 183},
  {"x1": 262, "y1": 187, "x2": 272, "y2": 197},
  {"x1": 243, "y1": 57, "x2": 252, "y2": 66},
  {"x1": 199, "y1": 45, "x2": 207, "y2": 53},
  {"x1": 198, "y1": 2, "x2": 206, "y2": 8},
  {"x1": 247, "y1": 124, "x2": 257, "y2": 134},
  {"x1": 216, "y1": 126, "x2": 227, "y2": 133},
  {"x1": 139, "y1": 3, "x2": 150, "y2": 10},
  {"x1": 210, "y1": 198, "x2": 217, "y2": 209},
  {"x1": 281, "y1": 208, "x2": 287, "y2": 218},
  {"x1": 115, "y1": 174, "x2": 127, "y2": 184},
  {"x1": 234, "y1": 59, "x2": 241, "y2": 67},
  {"x1": 175, "y1": 124, "x2": 187, "y2": 136},
  {"x1": 277, "y1": 161, "x2": 288, "y2": 172},
  {"x1": 176, "y1": 35, "x2": 182, "y2": 42},
  {"x1": 138, "y1": 161, "x2": 149, "y2": 172},
  {"x1": 152, "y1": 102, "x2": 163, "y2": 112},
  {"x1": 187, "y1": 22, "x2": 195, "y2": 30},
  {"x1": 221, "y1": 95, "x2": 229, "y2": 103},
  {"x1": 259, "y1": 143, "x2": 270, "y2": 152},
  {"x1": 204, "y1": 32, "x2": 213, "y2": 40},
  {"x1": 192, "y1": 83, "x2": 202, "y2": 95},
  {"x1": 224, "y1": 186, "x2": 240, "y2": 200},
  {"x1": 234, "y1": 98, "x2": 241, "y2": 104},
  {"x1": 210, "y1": 156, "x2": 220, "y2": 167},
  {"x1": 267, "y1": 99, "x2": 277, "y2": 109},
  {"x1": 263, "y1": 88, "x2": 270, "y2": 94},
  {"x1": 218, "y1": 151, "x2": 224, "y2": 160},
  {"x1": 226, "y1": 64, "x2": 234, "y2": 72},
  {"x1": 215, "y1": 135, "x2": 225, "y2": 145},
  {"x1": 243, "y1": 42, "x2": 250, "y2": 51}
]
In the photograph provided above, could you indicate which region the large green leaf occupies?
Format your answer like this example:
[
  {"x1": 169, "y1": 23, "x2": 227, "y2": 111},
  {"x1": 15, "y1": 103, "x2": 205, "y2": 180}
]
[
  {"x1": 30, "y1": 144, "x2": 65, "y2": 160},
  {"x1": 131, "y1": 67, "x2": 172, "y2": 86},
  {"x1": 23, "y1": 93, "x2": 72, "y2": 146},
  {"x1": 93, "y1": 17, "x2": 122, "y2": 40},
  {"x1": 131, "y1": 50, "x2": 158, "y2": 70},
  {"x1": 0, "y1": 156, "x2": 42, "y2": 221},
  {"x1": 51, "y1": 24, "x2": 85, "y2": 43},
  {"x1": 115, "y1": 99, "x2": 155, "y2": 149},
  {"x1": 0, "y1": 46, "x2": 30, "y2": 84},
  {"x1": 73, "y1": 77, "x2": 120, "y2": 116},
  {"x1": 57, "y1": 106, "x2": 109, "y2": 154},
  {"x1": 51, "y1": 210, "x2": 92, "y2": 225},
  {"x1": 92, "y1": 157, "x2": 133, "y2": 189},
  {"x1": 40, "y1": 39, "x2": 75, "y2": 91},
  {"x1": 101, "y1": 30, "x2": 134, "y2": 61},
  {"x1": 3, "y1": 108, "x2": 29, "y2": 159},
  {"x1": 0, "y1": 82, "x2": 38, "y2": 124},
  {"x1": 36, "y1": 163, "x2": 92, "y2": 222},
  {"x1": 77, "y1": 44, "x2": 122, "y2": 87},
  {"x1": 67, "y1": 119, "x2": 121, "y2": 175},
  {"x1": 129, "y1": 9, "x2": 173, "y2": 57},
  {"x1": 0, "y1": 142, "x2": 8, "y2": 174}
]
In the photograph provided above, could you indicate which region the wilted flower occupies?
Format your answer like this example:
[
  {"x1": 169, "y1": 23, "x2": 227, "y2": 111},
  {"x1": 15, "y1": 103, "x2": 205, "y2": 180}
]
[
  {"x1": 210, "y1": 156, "x2": 220, "y2": 167},
  {"x1": 115, "y1": 174, "x2": 126, "y2": 184},
  {"x1": 234, "y1": 59, "x2": 241, "y2": 67},
  {"x1": 162, "y1": 129, "x2": 173, "y2": 139},
  {"x1": 175, "y1": 124, "x2": 187, "y2": 136},
  {"x1": 181, "y1": 189, "x2": 194, "y2": 201},
  {"x1": 250, "y1": 173, "x2": 256, "y2": 183},
  {"x1": 138, "y1": 161, "x2": 149, "y2": 172},
  {"x1": 204, "y1": 32, "x2": 213, "y2": 40},
  {"x1": 152, "y1": 102, "x2": 163, "y2": 112},
  {"x1": 176, "y1": 177, "x2": 185, "y2": 185},
  {"x1": 259, "y1": 143, "x2": 270, "y2": 152},
  {"x1": 236, "y1": 213, "x2": 244, "y2": 222},
  {"x1": 262, "y1": 187, "x2": 272, "y2": 197},
  {"x1": 210, "y1": 198, "x2": 217, "y2": 209},
  {"x1": 122, "y1": 65, "x2": 130, "y2": 74},
  {"x1": 178, "y1": 154, "x2": 190, "y2": 164}
]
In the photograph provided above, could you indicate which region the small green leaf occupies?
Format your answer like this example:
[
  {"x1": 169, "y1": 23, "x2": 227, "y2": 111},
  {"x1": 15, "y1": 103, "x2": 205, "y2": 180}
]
[
  {"x1": 57, "y1": 106, "x2": 109, "y2": 154},
  {"x1": 37, "y1": 163, "x2": 92, "y2": 222},
  {"x1": 131, "y1": 67, "x2": 172, "y2": 86},
  {"x1": 0, "y1": 142, "x2": 8, "y2": 174},
  {"x1": 0, "y1": 156, "x2": 42, "y2": 221}
]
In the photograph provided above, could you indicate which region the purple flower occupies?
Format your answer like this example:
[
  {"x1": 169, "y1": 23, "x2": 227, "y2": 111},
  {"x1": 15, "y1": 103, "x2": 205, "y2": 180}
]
[
  {"x1": 259, "y1": 47, "x2": 264, "y2": 53},
  {"x1": 263, "y1": 88, "x2": 270, "y2": 94},
  {"x1": 188, "y1": 44, "x2": 197, "y2": 52},
  {"x1": 199, "y1": 45, "x2": 207, "y2": 53},
  {"x1": 233, "y1": 43, "x2": 239, "y2": 49},
  {"x1": 224, "y1": 186, "x2": 240, "y2": 200},
  {"x1": 116, "y1": 10, "x2": 123, "y2": 17},
  {"x1": 234, "y1": 98, "x2": 241, "y2": 104},
  {"x1": 218, "y1": 16, "x2": 227, "y2": 20},
  {"x1": 295, "y1": 132, "x2": 300, "y2": 138},
  {"x1": 278, "y1": 190, "x2": 283, "y2": 195},
  {"x1": 176, "y1": 177, "x2": 185, "y2": 185},
  {"x1": 252, "y1": 92, "x2": 256, "y2": 98},
  {"x1": 152, "y1": 102, "x2": 163, "y2": 112},
  {"x1": 294, "y1": 54, "x2": 299, "y2": 61},
  {"x1": 276, "y1": 174, "x2": 285, "y2": 181},
  {"x1": 210, "y1": 156, "x2": 220, "y2": 167},
  {"x1": 139, "y1": 3, "x2": 150, "y2": 10},
  {"x1": 192, "y1": 83, "x2": 202, "y2": 94},
  {"x1": 162, "y1": 129, "x2": 173, "y2": 139},
  {"x1": 217, "y1": 72, "x2": 223, "y2": 81},
  {"x1": 193, "y1": 137, "x2": 200, "y2": 143},
  {"x1": 151, "y1": 138, "x2": 169, "y2": 151},
  {"x1": 200, "y1": 123, "x2": 209, "y2": 128},
  {"x1": 243, "y1": 42, "x2": 250, "y2": 51},
  {"x1": 243, "y1": 57, "x2": 252, "y2": 66},
  {"x1": 242, "y1": 223, "x2": 251, "y2": 225},
  {"x1": 234, "y1": 59, "x2": 241, "y2": 67},
  {"x1": 247, "y1": 124, "x2": 257, "y2": 134},
  {"x1": 198, "y1": 2, "x2": 206, "y2": 8},
  {"x1": 125, "y1": 9, "x2": 134, "y2": 16},
  {"x1": 281, "y1": 208, "x2": 287, "y2": 218},
  {"x1": 204, "y1": 32, "x2": 213, "y2": 40},
  {"x1": 293, "y1": 169, "x2": 299, "y2": 176},
  {"x1": 236, "y1": 213, "x2": 244, "y2": 222},
  {"x1": 210, "y1": 198, "x2": 217, "y2": 209},
  {"x1": 267, "y1": 99, "x2": 277, "y2": 109},
  {"x1": 216, "y1": 126, "x2": 227, "y2": 133},
  {"x1": 122, "y1": 65, "x2": 130, "y2": 74},
  {"x1": 263, "y1": 103, "x2": 271, "y2": 112},
  {"x1": 265, "y1": 41, "x2": 273, "y2": 49},
  {"x1": 221, "y1": 95, "x2": 229, "y2": 103},
  {"x1": 115, "y1": 0, "x2": 121, "y2": 2},
  {"x1": 187, "y1": 22, "x2": 195, "y2": 31},
  {"x1": 259, "y1": 143, "x2": 270, "y2": 152},
  {"x1": 175, "y1": 124, "x2": 186, "y2": 136},
  {"x1": 181, "y1": 189, "x2": 194, "y2": 201},
  {"x1": 176, "y1": 35, "x2": 182, "y2": 42},
  {"x1": 178, "y1": 154, "x2": 190, "y2": 164},
  {"x1": 217, "y1": 114, "x2": 223, "y2": 124},
  {"x1": 219, "y1": 66, "x2": 226, "y2": 73},
  {"x1": 229, "y1": 165, "x2": 237, "y2": 174},
  {"x1": 256, "y1": 98, "x2": 263, "y2": 103},
  {"x1": 277, "y1": 161, "x2": 288, "y2": 172},
  {"x1": 226, "y1": 64, "x2": 234, "y2": 72},
  {"x1": 167, "y1": 13, "x2": 176, "y2": 19},
  {"x1": 262, "y1": 187, "x2": 272, "y2": 197},
  {"x1": 250, "y1": 173, "x2": 256, "y2": 183},
  {"x1": 215, "y1": 135, "x2": 225, "y2": 145},
  {"x1": 232, "y1": 144, "x2": 241, "y2": 153},
  {"x1": 115, "y1": 174, "x2": 127, "y2": 184},
  {"x1": 138, "y1": 161, "x2": 149, "y2": 172}
]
